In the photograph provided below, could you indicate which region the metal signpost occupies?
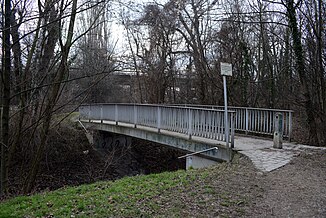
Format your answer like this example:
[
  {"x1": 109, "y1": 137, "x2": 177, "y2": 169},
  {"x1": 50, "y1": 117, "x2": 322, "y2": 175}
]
[{"x1": 220, "y1": 62, "x2": 232, "y2": 148}]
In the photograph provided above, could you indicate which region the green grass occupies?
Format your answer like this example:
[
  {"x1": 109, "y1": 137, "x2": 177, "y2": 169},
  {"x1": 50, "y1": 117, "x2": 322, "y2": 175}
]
[
  {"x1": 0, "y1": 155, "x2": 252, "y2": 217},
  {"x1": 0, "y1": 170, "x2": 194, "y2": 218}
]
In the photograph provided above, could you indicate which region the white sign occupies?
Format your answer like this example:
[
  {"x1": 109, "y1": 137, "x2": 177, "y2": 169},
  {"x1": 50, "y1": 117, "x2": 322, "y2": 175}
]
[{"x1": 220, "y1": 62, "x2": 232, "y2": 76}]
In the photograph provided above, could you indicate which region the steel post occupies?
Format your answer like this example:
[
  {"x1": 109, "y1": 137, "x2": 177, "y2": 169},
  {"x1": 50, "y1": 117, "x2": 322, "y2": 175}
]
[{"x1": 223, "y1": 76, "x2": 229, "y2": 148}]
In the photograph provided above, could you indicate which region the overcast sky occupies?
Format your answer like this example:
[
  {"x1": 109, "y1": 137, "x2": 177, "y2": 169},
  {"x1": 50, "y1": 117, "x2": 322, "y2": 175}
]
[{"x1": 110, "y1": 0, "x2": 169, "y2": 53}]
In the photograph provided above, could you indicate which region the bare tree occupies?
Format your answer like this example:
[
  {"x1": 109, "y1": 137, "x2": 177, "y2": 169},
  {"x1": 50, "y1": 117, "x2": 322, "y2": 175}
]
[
  {"x1": 0, "y1": 0, "x2": 119, "y2": 195},
  {"x1": 0, "y1": 0, "x2": 11, "y2": 196}
]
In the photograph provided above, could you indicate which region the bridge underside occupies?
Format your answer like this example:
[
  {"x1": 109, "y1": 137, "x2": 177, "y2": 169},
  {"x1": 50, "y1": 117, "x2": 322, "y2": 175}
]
[{"x1": 81, "y1": 120, "x2": 232, "y2": 162}]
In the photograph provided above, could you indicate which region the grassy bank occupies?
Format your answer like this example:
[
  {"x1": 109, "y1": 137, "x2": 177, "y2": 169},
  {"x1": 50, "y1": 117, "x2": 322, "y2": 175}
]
[
  {"x1": 0, "y1": 157, "x2": 252, "y2": 218},
  {"x1": 0, "y1": 169, "x2": 200, "y2": 217}
]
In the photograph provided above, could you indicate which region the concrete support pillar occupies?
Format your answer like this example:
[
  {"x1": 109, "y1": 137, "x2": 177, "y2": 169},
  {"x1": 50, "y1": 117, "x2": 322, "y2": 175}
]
[
  {"x1": 273, "y1": 113, "x2": 283, "y2": 149},
  {"x1": 186, "y1": 155, "x2": 218, "y2": 169}
]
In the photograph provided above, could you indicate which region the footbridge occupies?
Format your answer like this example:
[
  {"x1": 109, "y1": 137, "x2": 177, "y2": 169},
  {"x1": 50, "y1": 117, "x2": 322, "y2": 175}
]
[{"x1": 78, "y1": 104, "x2": 293, "y2": 168}]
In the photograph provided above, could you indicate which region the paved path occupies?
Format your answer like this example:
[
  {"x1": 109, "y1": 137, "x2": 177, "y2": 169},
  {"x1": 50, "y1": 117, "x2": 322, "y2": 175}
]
[{"x1": 234, "y1": 136, "x2": 326, "y2": 172}]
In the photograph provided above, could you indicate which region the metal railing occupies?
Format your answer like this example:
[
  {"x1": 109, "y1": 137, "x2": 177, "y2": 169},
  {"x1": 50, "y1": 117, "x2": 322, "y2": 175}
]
[
  {"x1": 174, "y1": 104, "x2": 293, "y2": 140},
  {"x1": 79, "y1": 104, "x2": 235, "y2": 147}
]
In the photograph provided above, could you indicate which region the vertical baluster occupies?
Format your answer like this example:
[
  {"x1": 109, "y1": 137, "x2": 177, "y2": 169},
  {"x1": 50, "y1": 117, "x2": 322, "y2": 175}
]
[
  {"x1": 157, "y1": 106, "x2": 161, "y2": 133},
  {"x1": 166, "y1": 107, "x2": 169, "y2": 130},
  {"x1": 215, "y1": 112, "x2": 219, "y2": 140},
  {"x1": 143, "y1": 106, "x2": 146, "y2": 126},
  {"x1": 261, "y1": 111, "x2": 264, "y2": 133},
  {"x1": 263, "y1": 111, "x2": 266, "y2": 133},
  {"x1": 176, "y1": 108, "x2": 179, "y2": 133},
  {"x1": 144, "y1": 106, "x2": 147, "y2": 126},
  {"x1": 133, "y1": 105, "x2": 137, "y2": 128},
  {"x1": 258, "y1": 110, "x2": 260, "y2": 132},
  {"x1": 178, "y1": 108, "x2": 181, "y2": 133},
  {"x1": 246, "y1": 109, "x2": 249, "y2": 132},
  {"x1": 271, "y1": 111, "x2": 274, "y2": 134},
  {"x1": 204, "y1": 110, "x2": 207, "y2": 138},
  {"x1": 184, "y1": 108, "x2": 188, "y2": 133},
  {"x1": 253, "y1": 110, "x2": 256, "y2": 132},
  {"x1": 115, "y1": 104, "x2": 118, "y2": 125},
  {"x1": 266, "y1": 111, "x2": 269, "y2": 133},
  {"x1": 170, "y1": 107, "x2": 173, "y2": 131},
  {"x1": 100, "y1": 105, "x2": 103, "y2": 123},
  {"x1": 235, "y1": 109, "x2": 238, "y2": 130},
  {"x1": 138, "y1": 106, "x2": 142, "y2": 126},
  {"x1": 212, "y1": 111, "x2": 215, "y2": 139},
  {"x1": 182, "y1": 108, "x2": 186, "y2": 133},
  {"x1": 202, "y1": 111, "x2": 205, "y2": 138},
  {"x1": 204, "y1": 111, "x2": 207, "y2": 138},
  {"x1": 257, "y1": 110, "x2": 259, "y2": 133},
  {"x1": 188, "y1": 108, "x2": 192, "y2": 139},
  {"x1": 258, "y1": 110, "x2": 261, "y2": 133},
  {"x1": 241, "y1": 109, "x2": 244, "y2": 130},
  {"x1": 195, "y1": 110, "x2": 198, "y2": 137},
  {"x1": 179, "y1": 109, "x2": 182, "y2": 133},
  {"x1": 250, "y1": 109, "x2": 252, "y2": 132},
  {"x1": 231, "y1": 113, "x2": 235, "y2": 148},
  {"x1": 254, "y1": 110, "x2": 257, "y2": 132},
  {"x1": 176, "y1": 108, "x2": 180, "y2": 133},
  {"x1": 209, "y1": 111, "x2": 212, "y2": 138},
  {"x1": 210, "y1": 111, "x2": 213, "y2": 139},
  {"x1": 288, "y1": 111, "x2": 292, "y2": 141},
  {"x1": 171, "y1": 108, "x2": 174, "y2": 131},
  {"x1": 224, "y1": 111, "x2": 227, "y2": 141},
  {"x1": 263, "y1": 110, "x2": 266, "y2": 133},
  {"x1": 201, "y1": 110, "x2": 204, "y2": 137},
  {"x1": 153, "y1": 106, "x2": 155, "y2": 127},
  {"x1": 214, "y1": 112, "x2": 217, "y2": 140},
  {"x1": 251, "y1": 110, "x2": 256, "y2": 132},
  {"x1": 161, "y1": 107, "x2": 165, "y2": 130},
  {"x1": 240, "y1": 109, "x2": 243, "y2": 133},
  {"x1": 270, "y1": 111, "x2": 273, "y2": 134},
  {"x1": 266, "y1": 111, "x2": 269, "y2": 134},
  {"x1": 212, "y1": 112, "x2": 216, "y2": 140},
  {"x1": 218, "y1": 111, "x2": 222, "y2": 140},
  {"x1": 265, "y1": 110, "x2": 268, "y2": 133},
  {"x1": 207, "y1": 111, "x2": 210, "y2": 138},
  {"x1": 152, "y1": 106, "x2": 155, "y2": 127},
  {"x1": 282, "y1": 112, "x2": 285, "y2": 138}
]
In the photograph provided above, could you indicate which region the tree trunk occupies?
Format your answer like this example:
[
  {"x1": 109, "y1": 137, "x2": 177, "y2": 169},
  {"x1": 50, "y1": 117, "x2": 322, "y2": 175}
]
[
  {"x1": 1, "y1": 0, "x2": 11, "y2": 196},
  {"x1": 23, "y1": 0, "x2": 78, "y2": 193},
  {"x1": 286, "y1": 0, "x2": 321, "y2": 145}
]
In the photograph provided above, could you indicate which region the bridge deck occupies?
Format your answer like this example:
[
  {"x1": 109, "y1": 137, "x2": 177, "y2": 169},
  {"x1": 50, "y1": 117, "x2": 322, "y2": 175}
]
[
  {"x1": 89, "y1": 119, "x2": 223, "y2": 146},
  {"x1": 80, "y1": 119, "x2": 232, "y2": 161},
  {"x1": 79, "y1": 103, "x2": 294, "y2": 165},
  {"x1": 80, "y1": 119, "x2": 309, "y2": 171}
]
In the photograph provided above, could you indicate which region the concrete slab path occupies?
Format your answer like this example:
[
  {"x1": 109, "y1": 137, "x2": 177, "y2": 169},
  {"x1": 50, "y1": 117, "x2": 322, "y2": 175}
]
[{"x1": 234, "y1": 136, "x2": 326, "y2": 172}]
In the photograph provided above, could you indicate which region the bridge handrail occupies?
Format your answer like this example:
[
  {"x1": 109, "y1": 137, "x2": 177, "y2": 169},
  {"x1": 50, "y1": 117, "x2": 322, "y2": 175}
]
[
  {"x1": 79, "y1": 103, "x2": 235, "y2": 148},
  {"x1": 171, "y1": 104, "x2": 293, "y2": 113},
  {"x1": 80, "y1": 103, "x2": 232, "y2": 113},
  {"x1": 171, "y1": 104, "x2": 293, "y2": 140}
]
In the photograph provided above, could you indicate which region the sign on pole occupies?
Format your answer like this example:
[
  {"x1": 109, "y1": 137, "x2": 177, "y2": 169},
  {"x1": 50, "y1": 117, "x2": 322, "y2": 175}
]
[
  {"x1": 220, "y1": 62, "x2": 232, "y2": 148},
  {"x1": 220, "y1": 62, "x2": 232, "y2": 76}
]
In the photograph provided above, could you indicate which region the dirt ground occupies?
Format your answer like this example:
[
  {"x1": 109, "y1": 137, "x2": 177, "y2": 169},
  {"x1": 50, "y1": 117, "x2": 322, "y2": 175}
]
[
  {"x1": 144, "y1": 149, "x2": 326, "y2": 217},
  {"x1": 248, "y1": 149, "x2": 326, "y2": 217}
]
